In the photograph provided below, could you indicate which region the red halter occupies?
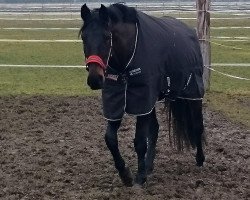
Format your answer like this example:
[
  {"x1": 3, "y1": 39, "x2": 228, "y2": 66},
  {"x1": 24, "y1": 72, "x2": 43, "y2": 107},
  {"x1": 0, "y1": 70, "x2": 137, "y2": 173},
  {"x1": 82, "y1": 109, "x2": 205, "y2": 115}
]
[{"x1": 86, "y1": 55, "x2": 107, "y2": 70}]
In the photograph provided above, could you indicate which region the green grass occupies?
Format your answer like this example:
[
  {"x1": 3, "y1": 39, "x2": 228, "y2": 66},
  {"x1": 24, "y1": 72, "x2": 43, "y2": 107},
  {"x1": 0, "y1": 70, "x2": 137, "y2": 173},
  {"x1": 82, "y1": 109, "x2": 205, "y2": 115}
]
[
  {"x1": 211, "y1": 41, "x2": 250, "y2": 63},
  {"x1": 178, "y1": 17, "x2": 250, "y2": 28},
  {"x1": 0, "y1": 42, "x2": 83, "y2": 65},
  {"x1": 205, "y1": 92, "x2": 250, "y2": 127},
  {"x1": 209, "y1": 66, "x2": 250, "y2": 95},
  {"x1": 0, "y1": 67, "x2": 98, "y2": 96},
  {"x1": 211, "y1": 28, "x2": 250, "y2": 37},
  {"x1": 0, "y1": 13, "x2": 79, "y2": 19},
  {"x1": 0, "y1": 19, "x2": 82, "y2": 28},
  {"x1": 0, "y1": 29, "x2": 80, "y2": 40},
  {"x1": 211, "y1": 18, "x2": 250, "y2": 28},
  {"x1": 206, "y1": 66, "x2": 250, "y2": 127},
  {"x1": 0, "y1": 40, "x2": 249, "y2": 66}
]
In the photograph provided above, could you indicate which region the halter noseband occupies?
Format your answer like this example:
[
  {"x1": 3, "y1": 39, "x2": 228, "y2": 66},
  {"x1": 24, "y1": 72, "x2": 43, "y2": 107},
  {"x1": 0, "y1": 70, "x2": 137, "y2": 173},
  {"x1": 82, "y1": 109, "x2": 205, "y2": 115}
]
[
  {"x1": 86, "y1": 55, "x2": 106, "y2": 70},
  {"x1": 85, "y1": 33, "x2": 113, "y2": 71}
]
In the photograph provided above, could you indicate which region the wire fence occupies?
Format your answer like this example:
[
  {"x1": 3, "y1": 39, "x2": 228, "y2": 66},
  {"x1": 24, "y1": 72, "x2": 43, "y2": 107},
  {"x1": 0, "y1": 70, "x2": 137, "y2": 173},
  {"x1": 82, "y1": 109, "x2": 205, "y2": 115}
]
[
  {"x1": 0, "y1": 1, "x2": 249, "y2": 80},
  {"x1": 0, "y1": 1, "x2": 250, "y2": 14}
]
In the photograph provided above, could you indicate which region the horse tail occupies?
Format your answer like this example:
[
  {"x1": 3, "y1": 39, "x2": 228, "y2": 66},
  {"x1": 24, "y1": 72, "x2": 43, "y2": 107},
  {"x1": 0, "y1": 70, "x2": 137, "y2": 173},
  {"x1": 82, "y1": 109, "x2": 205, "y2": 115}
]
[{"x1": 165, "y1": 98, "x2": 205, "y2": 151}]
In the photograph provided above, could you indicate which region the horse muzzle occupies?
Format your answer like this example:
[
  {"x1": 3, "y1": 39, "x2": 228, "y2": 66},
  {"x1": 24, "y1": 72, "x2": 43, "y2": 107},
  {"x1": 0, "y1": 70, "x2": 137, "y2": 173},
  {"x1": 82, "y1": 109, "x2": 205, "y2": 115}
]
[
  {"x1": 87, "y1": 73, "x2": 104, "y2": 90},
  {"x1": 86, "y1": 63, "x2": 105, "y2": 90},
  {"x1": 85, "y1": 55, "x2": 107, "y2": 90}
]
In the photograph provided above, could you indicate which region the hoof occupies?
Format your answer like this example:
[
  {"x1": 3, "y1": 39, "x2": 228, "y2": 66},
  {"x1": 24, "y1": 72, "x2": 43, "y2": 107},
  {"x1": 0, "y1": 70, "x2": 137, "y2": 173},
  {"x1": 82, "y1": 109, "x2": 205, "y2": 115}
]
[
  {"x1": 196, "y1": 162, "x2": 204, "y2": 167},
  {"x1": 196, "y1": 155, "x2": 205, "y2": 167},
  {"x1": 135, "y1": 174, "x2": 147, "y2": 186},
  {"x1": 131, "y1": 184, "x2": 145, "y2": 195},
  {"x1": 119, "y1": 167, "x2": 133, "y2": 187},
  {"x1": 132, "y1": 184, "x2": 144, "y2": 190}
]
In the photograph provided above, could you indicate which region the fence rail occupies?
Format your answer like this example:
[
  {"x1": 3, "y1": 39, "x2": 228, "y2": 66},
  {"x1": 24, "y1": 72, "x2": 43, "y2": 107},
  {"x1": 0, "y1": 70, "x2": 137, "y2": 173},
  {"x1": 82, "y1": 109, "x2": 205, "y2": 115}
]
[{"x1": 0, "y1": 2, "x2": 249, "y2": 13}]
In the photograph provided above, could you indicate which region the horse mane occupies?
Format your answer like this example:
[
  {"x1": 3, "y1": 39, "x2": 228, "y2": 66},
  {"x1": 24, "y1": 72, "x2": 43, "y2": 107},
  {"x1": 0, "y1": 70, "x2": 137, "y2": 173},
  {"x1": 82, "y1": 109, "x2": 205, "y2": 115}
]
[{"x1": 108, "y1": 3, "x2": 138, "y2": 24}]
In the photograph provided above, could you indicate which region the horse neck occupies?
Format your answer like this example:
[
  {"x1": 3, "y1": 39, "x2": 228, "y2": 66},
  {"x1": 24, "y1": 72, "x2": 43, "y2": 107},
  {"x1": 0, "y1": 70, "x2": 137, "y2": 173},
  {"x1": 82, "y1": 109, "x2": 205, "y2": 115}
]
[{"x1": 110, "y1": 23, "x2": 136, "y2": 71}]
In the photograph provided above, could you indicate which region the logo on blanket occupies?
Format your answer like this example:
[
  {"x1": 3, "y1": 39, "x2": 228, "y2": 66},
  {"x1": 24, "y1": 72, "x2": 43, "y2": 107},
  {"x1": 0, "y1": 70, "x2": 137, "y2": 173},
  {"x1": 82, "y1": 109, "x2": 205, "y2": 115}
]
[
  {"x1": 106, "y1": 74, "x2": 119, "y2": 81},
  {"x1": 129, "y1": 68, "x2": 141, "y2": 76}
]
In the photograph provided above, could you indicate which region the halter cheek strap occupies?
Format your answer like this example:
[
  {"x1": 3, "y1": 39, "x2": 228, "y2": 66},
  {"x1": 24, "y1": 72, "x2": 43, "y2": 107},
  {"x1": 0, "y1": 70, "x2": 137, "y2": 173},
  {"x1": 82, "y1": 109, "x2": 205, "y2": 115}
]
[
  {"x1": 86, "y1": 55, "x2": 106, "y2": 70},
  {"x1": 85, "y1": 33, "x2": 113, "y2": 71}
]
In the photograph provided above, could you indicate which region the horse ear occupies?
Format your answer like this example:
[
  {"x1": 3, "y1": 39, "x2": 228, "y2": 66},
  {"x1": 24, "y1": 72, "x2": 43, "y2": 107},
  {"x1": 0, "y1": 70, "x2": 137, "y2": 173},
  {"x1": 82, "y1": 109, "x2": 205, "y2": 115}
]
[
  {"x1": 99, "y1": 4, "x2": 109, "y2": 23},
  {"x1": 81, "y1": 4, "x2": 91, "y2": 22}
]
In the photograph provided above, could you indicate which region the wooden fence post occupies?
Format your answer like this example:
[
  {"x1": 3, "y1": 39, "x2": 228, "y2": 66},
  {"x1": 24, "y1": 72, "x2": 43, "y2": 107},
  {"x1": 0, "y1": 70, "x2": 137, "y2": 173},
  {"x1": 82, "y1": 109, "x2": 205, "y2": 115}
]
[{"x1": 196, "y1": 0, "x2": 211, "y2": 90}]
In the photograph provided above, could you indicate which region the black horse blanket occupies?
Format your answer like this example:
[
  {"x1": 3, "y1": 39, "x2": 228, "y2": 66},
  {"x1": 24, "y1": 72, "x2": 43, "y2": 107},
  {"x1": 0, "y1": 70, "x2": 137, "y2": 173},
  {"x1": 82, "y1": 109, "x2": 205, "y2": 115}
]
[{"x1": 102, "y1": 11, "x2": 204, "y2": 121}]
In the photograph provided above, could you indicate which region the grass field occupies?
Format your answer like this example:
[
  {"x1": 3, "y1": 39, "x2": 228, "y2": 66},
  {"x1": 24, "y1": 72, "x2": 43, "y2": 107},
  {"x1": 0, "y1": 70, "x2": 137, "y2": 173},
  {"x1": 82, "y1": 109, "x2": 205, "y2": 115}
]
[
  {"x1": 0, "y1": 11, "x2": 249, "y2": 126},
  {"x1": 0, "y1": 67, "x2": 97, "y2": 96},
  {"x1": 0, "y1": 42, "x2": 82, "y2": 65},
  {"x1": 0, "y1": 29, "x2": 79, "y2": 40}
]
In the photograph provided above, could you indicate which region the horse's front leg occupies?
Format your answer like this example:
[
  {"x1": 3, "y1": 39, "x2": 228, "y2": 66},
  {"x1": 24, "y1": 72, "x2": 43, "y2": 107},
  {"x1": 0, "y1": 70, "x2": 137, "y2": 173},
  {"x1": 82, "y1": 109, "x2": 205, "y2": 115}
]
[
  {"x1": 134, "y1": 114, "x2": 152, "y2": 185},
  {"x1": 105, "y1": 120, "x2": 133, "y2": 187}
]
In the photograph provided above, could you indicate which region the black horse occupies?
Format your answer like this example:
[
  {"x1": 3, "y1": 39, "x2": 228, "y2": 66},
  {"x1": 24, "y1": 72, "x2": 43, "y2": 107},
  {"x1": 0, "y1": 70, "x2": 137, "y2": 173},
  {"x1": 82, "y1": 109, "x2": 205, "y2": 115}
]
[{"x1": 80, "y1": 3, "x2": 205, "y2": 186}]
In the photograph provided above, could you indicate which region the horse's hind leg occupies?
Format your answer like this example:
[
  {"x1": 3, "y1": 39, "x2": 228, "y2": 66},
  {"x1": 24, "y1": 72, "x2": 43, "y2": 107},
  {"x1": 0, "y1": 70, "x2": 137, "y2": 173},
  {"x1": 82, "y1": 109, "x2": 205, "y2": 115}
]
[
  {"x1": 105, "y1": 120, "x2": 133, "y2": 187},
  {"x1": 145, "y1": 108, "x2": 159, "y2": 174},
  {"x1": 196, "y1": 134, "x2": 205, "y2": 167},
  {"x1": 134, "y1": 113, "x2": 152, "y2": 185},
  {"x1": 189, "y1": 100, "x2": 205, "y2": 166},
  {"x1": 195, "y1": 114, "x2": 205, "y2": 166}
]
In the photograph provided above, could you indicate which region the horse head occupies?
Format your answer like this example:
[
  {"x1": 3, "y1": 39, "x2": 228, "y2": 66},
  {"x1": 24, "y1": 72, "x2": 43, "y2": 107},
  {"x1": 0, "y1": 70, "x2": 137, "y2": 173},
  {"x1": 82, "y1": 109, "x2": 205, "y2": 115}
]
[
  {"x1": 80, "y1": 4, "x2": 138, "y2": 90},
  {"x1": 80, "y1": 4, "x2": 111, "y2": 90}
]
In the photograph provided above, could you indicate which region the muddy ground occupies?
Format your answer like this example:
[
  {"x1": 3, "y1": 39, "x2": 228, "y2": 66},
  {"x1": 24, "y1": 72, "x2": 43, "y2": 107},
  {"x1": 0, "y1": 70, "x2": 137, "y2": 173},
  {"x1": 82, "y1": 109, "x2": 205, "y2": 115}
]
[{"x1": 0, "y1": 96, "x2": 249, "y2": 200}]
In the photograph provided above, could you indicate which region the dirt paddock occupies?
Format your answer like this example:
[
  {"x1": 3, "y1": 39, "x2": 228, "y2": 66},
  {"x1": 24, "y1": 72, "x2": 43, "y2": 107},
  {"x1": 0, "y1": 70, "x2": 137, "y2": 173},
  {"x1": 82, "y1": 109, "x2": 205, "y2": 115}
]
[{"x1": 0, "y1": 96, "x2": 249, "y2": 200}]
